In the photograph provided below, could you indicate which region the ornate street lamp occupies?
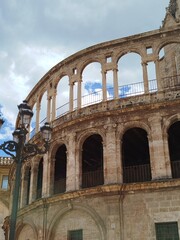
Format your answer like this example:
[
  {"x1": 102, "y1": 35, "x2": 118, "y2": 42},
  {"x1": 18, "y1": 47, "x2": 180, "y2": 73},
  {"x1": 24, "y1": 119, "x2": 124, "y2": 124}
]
[{"x1": 0, "y1": 100, "x2": 52, "y2": 240}]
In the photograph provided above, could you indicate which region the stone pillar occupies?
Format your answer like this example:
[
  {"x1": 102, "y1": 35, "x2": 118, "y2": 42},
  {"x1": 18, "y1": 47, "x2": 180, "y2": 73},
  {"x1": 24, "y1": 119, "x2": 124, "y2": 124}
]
[
  {"x1": 48, "y1": 158, "x2": 56, "y2": 196},
  {"x1": 77, "y1": 77, "x2": 82, "y2": 109},
  {"x1": 76, "y1": 146, "x2": 82, "y2": 190},
  {"x1": 51, "y1": 89, "x2": 57, "y2": 121},
  {"x1": 42, "y1": 153, "x2": 49, "y2": 197},
  {"x1": 20, "y1": 165, "x2": 30, "y2": 208},
  {"x1": 69, "y1": 81, "x2": 74, "y2": 112},
  {"x1": 29, "y1": 160, "x2": 39, "y2": 203},
  {"x1": 154, "y1": 57, "x2": 162, "y2": 91},
  {"x1": 36, "y1": 101, "x2": 40, "y2": 133},
  {"x1": 104, "y1": 124, "x2": 121, "y2": 184},
  {"x1": 149, "y1": 116, "x2": 170, "y2": 179},
  {"x1": 142, "y1": 62, "x2": 149, "y2": 93},
  {"x1": 102, "y1": 70, "x2": 107, "y2": 101},
  {"x1": 163, "y1": 132, "x2": 172, "y2": 178},
  {"x1": 66, "y1": 133, "x2": 77, "y2": 191},
  {"x1": 47, "y1": 96, "x2": 51, "y2": 122},
  {"x1": 113, "y1": 68, "x2": 119, "y2": 99}
]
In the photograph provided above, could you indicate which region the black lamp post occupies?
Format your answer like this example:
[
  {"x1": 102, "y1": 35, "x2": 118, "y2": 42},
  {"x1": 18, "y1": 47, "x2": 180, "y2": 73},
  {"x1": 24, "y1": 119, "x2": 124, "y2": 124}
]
[{"x1": 0, "y1": 100, "x2": 52, "y2": 240}]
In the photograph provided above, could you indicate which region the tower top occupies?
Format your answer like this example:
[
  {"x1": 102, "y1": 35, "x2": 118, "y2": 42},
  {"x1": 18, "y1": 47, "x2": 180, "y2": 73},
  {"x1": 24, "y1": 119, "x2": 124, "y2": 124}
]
[
  {"x1": 162, "y1": 0, "x2": 180, "y2": 28},
  {"x1": 168, "y1": 0, "x2": 177, "y2": 18}
]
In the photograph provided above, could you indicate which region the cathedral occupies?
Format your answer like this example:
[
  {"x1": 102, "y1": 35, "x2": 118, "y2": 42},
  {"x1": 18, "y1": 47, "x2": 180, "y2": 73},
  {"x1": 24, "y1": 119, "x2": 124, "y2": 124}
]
[{"x1": 1, "y1": 0, "x2": 180, "y2": 239}]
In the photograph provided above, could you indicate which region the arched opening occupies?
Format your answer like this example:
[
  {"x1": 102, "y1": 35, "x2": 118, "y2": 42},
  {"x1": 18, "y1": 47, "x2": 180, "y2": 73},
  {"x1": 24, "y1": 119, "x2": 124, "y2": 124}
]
[
  {"x1": 82, "y1": 62, "x2": 102, "y2": 107},
  {"x1": 118, "y1": 53, "x2": 143, "y2": 98},
  {"x1": 54, "y1": 144, "x2": 67, "y2": 194},
  {"x1": 30, "y1": 103, "x2": 36, "y2": 139},
  {"x1": 159, "y1": 43, "x2": 180, "y2": 89},
  {"x1": 82, "y1": 134, "x2": 104, "y2": 188},
  {"x1": 56, "y1": 76, "x2": 69, "y2": 117},
  {"x1": 40, "y1": 91, "x2": 47, "y2": 127},
  {"x1": 25, "y1": 167, "x2": 31, "y2": 205},
  {"x1": 168, "y1": 121, "x2": 180, "y2": 178},
  {"x1": 122, "y1": 127, "x2": 151, "y2": 183},
  {"x1": 37, "y1": 158, "x2": 43, "y2": 199}
]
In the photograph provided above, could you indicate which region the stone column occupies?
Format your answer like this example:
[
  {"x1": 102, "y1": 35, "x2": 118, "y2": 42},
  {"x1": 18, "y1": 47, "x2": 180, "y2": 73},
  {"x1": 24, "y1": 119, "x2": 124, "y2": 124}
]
[
  {"x1": 66, "y1": 133, "x2": 77, "y2": 191},
  {"x1": 113, "y1": 68, "x2": 119, "y2": 99},
  {"x1": 142, "y1": 62, "x2": 149, "y2": 93},
  {"x1": 104, "y1": 124, "x2": 120, "y2": 184},
  {"x1": 69, "y1": 81, "x2": 74, "y2": 112},
  {"x1": 47, "y1": 96, "x2": 51, "y2": 122},
  {"x1": 29, "y1": 160, "x2": 39, "y2": 203},
  {"x1": 47, "y1": 158, "x2": 56, "y2": 196},
  {"x1": 148, "y1": 116, "x2": 170, "y2": 179},
  {"x1": 51, "y1": 89, "x2": 57, "y2": 121},
  {"x1": 42, "y1": 153, "x2": 49, "y2": 197},
  {"x1": 20, "y1": 166, "x2": 30, "y2": 208},
  {"x1": 154, "y1": 57, "x2": 162, "y2": 91},
  {"x1": 77, "y1": 77, "x2": 82, "y2": 109},
  {"x1": 102, "y1": 70, "x2": 107, "y2": 101},
  {"x1": 36, "y1": 100, "x2": 40, "y2": 133},
  {"x1": 75, "y1": 146, "x2": 82, "y2": 190}
]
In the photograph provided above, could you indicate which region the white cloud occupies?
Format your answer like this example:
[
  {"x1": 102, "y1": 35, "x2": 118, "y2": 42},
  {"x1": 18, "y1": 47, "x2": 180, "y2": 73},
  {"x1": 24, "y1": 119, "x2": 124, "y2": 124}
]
[{"x1": 0, "y1": 0, "x2": 170, "y2": 149}]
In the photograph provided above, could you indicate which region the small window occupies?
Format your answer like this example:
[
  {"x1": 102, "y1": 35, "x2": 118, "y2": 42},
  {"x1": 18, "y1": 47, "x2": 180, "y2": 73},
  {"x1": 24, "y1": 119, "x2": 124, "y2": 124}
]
[
  {"x1": 146, "y1": 47, "x2": 153, "y2": 54},
  {"x1": 155, "y1": 222, "x2": 179, "y2": 240},
  {"x1": 1, "y1": 176, "x2": 8, "y2": 190},
  {"x1": 68, "y1": 229, "x2": 83, "y2": 240},
  {"x1": 106, "y1": 56, "x2": 112, "y2": 63}
]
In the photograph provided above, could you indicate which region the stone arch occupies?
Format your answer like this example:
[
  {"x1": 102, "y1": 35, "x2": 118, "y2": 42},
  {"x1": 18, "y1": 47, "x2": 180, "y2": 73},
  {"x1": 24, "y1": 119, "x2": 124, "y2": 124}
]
[
  {"x1": 116, "y1": 48, "x2": 144, "y2": 63},
  {"x1": 49, "y1": 139, "x2": 69, "y2": 161},
  {"x1": 16, "y1": 219, "x2": 38, "y2": 240},
  {"x1": 47, "y1": 203, "x2": 107, "y2": 240},
  {"x1": 81, "y1": 133, "x2": 104, "y2": 188},
  {"x1": 80, "y1": 59, "x2": 102, "y2": 76},
  {"x1": 117, "y1": 51, "x2": 144, "y2": 98},
  {"x1": 164, "y1": 115, "x2": 180, "y2": 179},
  {"x1": 56, "y1": 75, "x2": 70, "y2": 117},
  {"x1": 54, "y1": 144, "x2": 67, "y2": 194},
  {"x1": 77, "y1": 128, "x2": 105, "y2": 148},
  {"x1": 121, "y1": 126, "x2": 151, "y2": 183},
  {"x1": 155, "y1": 39, "x2": 180, "y2": 56},
  {"x1": 118, "y1": 121, "x2": 151, "y2": 142}
]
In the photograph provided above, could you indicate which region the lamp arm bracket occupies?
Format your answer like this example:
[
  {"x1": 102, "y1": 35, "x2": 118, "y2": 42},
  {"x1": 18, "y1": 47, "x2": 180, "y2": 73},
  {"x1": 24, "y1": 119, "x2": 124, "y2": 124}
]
[
  {"x1": 0, "y1": 141, "x2": 18, "y2": 158},
  {"x1": 22, "y1": 142, "x2": 48, "y2": 160}
]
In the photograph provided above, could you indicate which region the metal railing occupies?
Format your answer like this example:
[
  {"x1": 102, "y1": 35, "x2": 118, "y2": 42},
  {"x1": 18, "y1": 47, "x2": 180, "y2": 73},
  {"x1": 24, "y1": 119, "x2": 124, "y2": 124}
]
[
  {"x1": 171, "y1": 160, "x2": 180, "y2": 179},
  {"x1": 54, "y1": 178, "x2": 66, "y2": 194},
  {"x1": 82, "y1": 170, "x2": 104, "y2": 188},
  {"x1": 123, "y1": 164, "x2": 151, "y2": 183},
  {"x1": 30, "y1": 75, "x2": 180, "y2": 138},
  {"x1": 163, "y1": 74, "x2": 180, "y2": 89}
]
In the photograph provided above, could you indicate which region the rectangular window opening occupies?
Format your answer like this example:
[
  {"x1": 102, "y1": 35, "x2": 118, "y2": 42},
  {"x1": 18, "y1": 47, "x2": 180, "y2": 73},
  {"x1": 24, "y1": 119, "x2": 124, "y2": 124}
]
[
  {"x1": 68, "y1": 229, "x2": 83, "y2": 240},
  {"x1": 155, "y1": 222, "x2": 179, "y2": 240},
  {"x1": 146, "y1": 47, "x2": 153, "y2": 54},
  {"x1": 106, "y1": 56, "x2": 112, "y2": 63},
  {"x1": 1, "y1": 175, "x2": 8, "y2": 190}
]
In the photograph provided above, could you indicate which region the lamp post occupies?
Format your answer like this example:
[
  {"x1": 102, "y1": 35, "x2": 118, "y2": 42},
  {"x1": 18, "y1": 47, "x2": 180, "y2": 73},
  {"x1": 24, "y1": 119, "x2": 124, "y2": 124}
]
[{"x1": 0, "y1": 100, "x2": 52, "y2": 240}]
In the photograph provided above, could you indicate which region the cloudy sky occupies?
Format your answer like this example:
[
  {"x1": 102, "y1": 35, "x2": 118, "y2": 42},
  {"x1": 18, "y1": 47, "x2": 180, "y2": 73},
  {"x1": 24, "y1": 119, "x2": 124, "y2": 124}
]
[{"x1": 0, "y1": 0, "x2": 170, "y2": 153}]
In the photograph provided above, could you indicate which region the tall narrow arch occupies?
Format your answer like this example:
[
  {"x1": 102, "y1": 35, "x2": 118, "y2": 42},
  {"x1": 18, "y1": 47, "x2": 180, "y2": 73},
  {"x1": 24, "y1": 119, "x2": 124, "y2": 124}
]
[
  {"x1": 168, "y1": 121, "x2": 180, "y2": 178},
  {"x1": 54, "y1": 144, "x2": 67, "y2": 194},
  {"x1": 118, "y1": 52, "x2": 143, "y2": 98},
  {"x1": 56, "y1": 76, "x2": 69, "y2": 117},
  {"x1": 159, "y1": 42, "x2": 180, "y2": 89},
  {"x1": 37, "y1": 158, "x2": 43, "y2": 199},
  {"x1": 82, "y1": 134, "x2": 104, "y2": 188},
  {"x1": 122, "y1": 127, "x2": 151, "y2": 183},
  {"x1": 81, "y1": 62, "x2": 102, "y2": 107}
]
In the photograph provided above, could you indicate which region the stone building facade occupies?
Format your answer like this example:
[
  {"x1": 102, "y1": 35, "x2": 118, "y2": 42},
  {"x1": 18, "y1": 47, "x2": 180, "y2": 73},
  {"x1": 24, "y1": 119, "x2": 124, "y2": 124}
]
[
  {"x1": 6, "y1": 0, "x2": 180, "y2": 239},
  {"x1": 0, "y1": 157, "x2": 12, "y2": 240}
]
